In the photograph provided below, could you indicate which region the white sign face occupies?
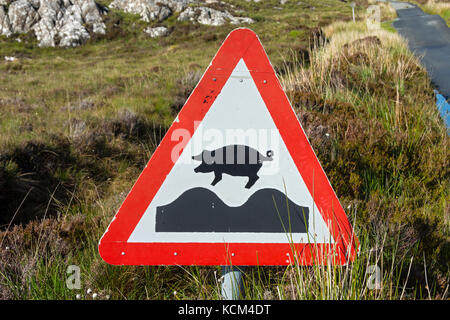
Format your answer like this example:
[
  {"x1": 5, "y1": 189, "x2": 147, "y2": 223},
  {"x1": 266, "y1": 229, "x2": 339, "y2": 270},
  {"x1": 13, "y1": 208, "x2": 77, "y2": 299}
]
[
  {"x1": 99, "y1": 28, "x2": 358, "y2": 266},
  {"x1": 127, "y1": 59, "x2": 333, "y2": 244}
]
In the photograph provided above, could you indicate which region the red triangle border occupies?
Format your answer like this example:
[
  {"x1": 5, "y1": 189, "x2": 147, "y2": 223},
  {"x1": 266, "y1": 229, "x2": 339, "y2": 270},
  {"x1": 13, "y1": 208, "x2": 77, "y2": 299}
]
[{"x1": 99, "y1": 28, "x2": 359, "y2": 266}]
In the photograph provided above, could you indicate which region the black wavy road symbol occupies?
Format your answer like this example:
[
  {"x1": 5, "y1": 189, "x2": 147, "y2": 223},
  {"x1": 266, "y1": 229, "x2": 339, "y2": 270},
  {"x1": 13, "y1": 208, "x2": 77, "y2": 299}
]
[{"x1": 155, "y1": 188, "x2": 309, "y2": 233}]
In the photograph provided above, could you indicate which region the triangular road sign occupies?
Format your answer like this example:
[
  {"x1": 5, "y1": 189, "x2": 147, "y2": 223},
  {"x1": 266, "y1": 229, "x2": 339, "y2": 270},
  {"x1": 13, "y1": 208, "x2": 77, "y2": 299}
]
[{"x1": 99, "y1": 28, "x2": 358, "y2": 266}]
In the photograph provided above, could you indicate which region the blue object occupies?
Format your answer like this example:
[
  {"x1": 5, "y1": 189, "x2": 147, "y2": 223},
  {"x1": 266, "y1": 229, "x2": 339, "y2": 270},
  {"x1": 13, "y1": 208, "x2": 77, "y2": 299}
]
[{"x1": 435, "y1": 90, "x2": 450, "y2": 131}]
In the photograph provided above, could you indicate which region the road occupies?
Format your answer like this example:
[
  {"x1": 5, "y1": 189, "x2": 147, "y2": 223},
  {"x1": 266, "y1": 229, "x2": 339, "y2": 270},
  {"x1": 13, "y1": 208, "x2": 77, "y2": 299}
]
[{"x1": 388, "y1": 1, "x2": 450, "y2": 100}]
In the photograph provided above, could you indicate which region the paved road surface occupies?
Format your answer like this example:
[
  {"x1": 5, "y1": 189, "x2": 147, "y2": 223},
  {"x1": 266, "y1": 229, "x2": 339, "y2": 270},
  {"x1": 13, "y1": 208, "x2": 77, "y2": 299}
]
[{"x1": 388, "y1": 1, "x2": 450, "y2": 100}]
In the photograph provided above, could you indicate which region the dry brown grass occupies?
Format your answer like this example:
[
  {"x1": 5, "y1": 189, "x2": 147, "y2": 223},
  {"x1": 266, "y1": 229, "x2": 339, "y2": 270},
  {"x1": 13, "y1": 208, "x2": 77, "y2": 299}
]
[
  {"x1": 280, "y1": 20, "x2": 449, "y2": 296},
  {"x1": 283, "y1": 22, "x2": 423, "y2": 131},
  {"x1": 423, "y1": 0, "x2": 450, "y2": 12},
  {"x1": 368, "y1": 0, "x2": 398, "y2": 21}
]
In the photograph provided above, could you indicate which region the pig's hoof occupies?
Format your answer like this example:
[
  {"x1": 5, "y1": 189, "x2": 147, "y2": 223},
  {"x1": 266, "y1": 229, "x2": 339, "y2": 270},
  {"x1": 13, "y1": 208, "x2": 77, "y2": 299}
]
[
  {"x1": 211, "y1": 178, "x2": 222, "y2": 186},
  {"x1": 245, "y1": 176, "x2": 259, "y2": 189}
]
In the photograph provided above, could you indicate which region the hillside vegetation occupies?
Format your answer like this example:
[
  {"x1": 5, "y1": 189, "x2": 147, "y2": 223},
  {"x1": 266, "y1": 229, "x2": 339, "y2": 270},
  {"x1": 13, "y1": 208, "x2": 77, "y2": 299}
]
[{"x1": 0, "y1": 0, "x2": 448, "y2": 299}]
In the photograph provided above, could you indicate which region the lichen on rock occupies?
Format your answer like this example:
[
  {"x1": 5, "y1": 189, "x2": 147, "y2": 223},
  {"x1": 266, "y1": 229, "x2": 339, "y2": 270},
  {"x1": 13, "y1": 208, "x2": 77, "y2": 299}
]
[
  {"x1": 1, "y1": 0, "x2": 107, "y2": 47},
  {"x1": 109, "y1": 0, "x2": 193, "y2": 22},
  {"x1": 0, "y1": 6, "x2": 12, "y2": 37},
  {"x1": 177, "y1": 6, "x2": 254, "y2": 26},
  {"x1": 1, "y1": 0, "x2": 254, "y2": 45},
  {"x1": 144, "y1": 25, "x2": 170, "y2": 38},
  {"x1": 8, "y1": 0, "x2": 40, "y2": 34},
  {"x1": 110, "y1": 0, "x2": 253, "y2": 26}
]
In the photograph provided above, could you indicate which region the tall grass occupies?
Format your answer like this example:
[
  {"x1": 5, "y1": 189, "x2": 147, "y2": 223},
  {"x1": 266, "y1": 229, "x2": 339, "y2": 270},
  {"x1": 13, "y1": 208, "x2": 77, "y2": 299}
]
[
  {"x1": 283, "y1": 21, "x2": 444, "y2": 134},
  {"x1": 244, "y1": 232, "x2": 419, "y2": 300},
  {"x1": 1, "y1": 8, "x2": 448, "y2": 300},
  {"x1": 1, "y1": 197, "x2": 438, "y2": 300},
  {"x1": 279, "y1": 20, "x2": 448, "y2": 298}
]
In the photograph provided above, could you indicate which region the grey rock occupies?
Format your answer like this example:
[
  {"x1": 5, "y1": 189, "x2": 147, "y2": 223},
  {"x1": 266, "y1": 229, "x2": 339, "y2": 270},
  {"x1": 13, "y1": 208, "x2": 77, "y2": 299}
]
[
  {"x1": 8, "y1": 0, "x2": 40, "y2": 34},
  {"x1": 74, "y1": 0, "x2": 106, "y2": 34},
  {"x1": 0, "y1": 6, "x2": 11, "y2": 37},
  {"x1": 230, "y1": 16, "x2": 254, "y2": 25},
  {"x1": 144, "y1": 25, "x2": 170, "y2": 38},
  {"x1": 0, "y1": 0, "x2": 106, "y2": 47},
  {"x1": 178, "y1": 6, "x2": 253, "y2": 26},
  {"x1": 162, "y1": 0, "x2": 192, "y2": 13},
  {"x1": 57, "y1": 5, "x2": 91, "y2": 47},
  {"x1": 109, "y1": 0, "x2": 192, "y2": 22},
  {"x1": 2, "y1": 0, "x2": 106, "y2": 47},
  {"x1": 33, "y1": 0, "x2": 66, "y2": 47},
  {"x1": 109, "y1": 0, "x2": 252, "y2": 28}
]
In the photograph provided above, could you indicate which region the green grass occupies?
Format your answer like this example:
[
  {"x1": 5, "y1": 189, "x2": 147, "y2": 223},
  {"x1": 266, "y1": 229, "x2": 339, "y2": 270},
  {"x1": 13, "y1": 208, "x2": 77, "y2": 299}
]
[
  {"x1": 381, "y1": 20, "x2": 397, "y2": 33},
  {"x1": 0, "y1": 204, "x2": 435, "y2": 300},
  {"x1": 0, "y1": 0, "x2": 448, "y2": 300}
]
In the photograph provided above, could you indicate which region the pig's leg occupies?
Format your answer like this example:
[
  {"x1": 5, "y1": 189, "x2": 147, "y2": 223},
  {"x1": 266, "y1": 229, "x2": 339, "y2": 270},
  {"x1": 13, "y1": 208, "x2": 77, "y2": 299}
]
[
  {"x1": 245, "y1": 174, "x2": 259, "y2": 189},
  {"x1": 211, "y1": 171, "x2": 222, "y2": 186}
]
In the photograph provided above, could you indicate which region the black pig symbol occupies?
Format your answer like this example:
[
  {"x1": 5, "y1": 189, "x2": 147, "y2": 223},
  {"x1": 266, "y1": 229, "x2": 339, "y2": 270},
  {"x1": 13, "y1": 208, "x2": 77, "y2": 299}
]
[{"x1": 192, "y1": 145, "x2": 274, "y2": 189}]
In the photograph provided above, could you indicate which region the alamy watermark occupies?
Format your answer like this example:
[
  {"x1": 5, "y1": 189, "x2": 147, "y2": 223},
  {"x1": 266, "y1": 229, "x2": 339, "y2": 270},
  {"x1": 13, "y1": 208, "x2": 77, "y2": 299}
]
[
  {"x1": 66, "y1": 265, "x2": 81, "y2": 290},
  {"x1": 366, "y1": 5, "x2": 381, "y2": 30},
  {"x1": 170, "y1": 121, "x2": 281, "y2": 175},
  {"x1": 366, "y1": 265, "x2": 382, "y2": 290}
]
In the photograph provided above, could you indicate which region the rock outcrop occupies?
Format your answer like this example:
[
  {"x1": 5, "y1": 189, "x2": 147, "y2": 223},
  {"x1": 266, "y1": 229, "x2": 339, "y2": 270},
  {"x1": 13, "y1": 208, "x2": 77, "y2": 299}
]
[
  {"x1": 109, "y1": 0, "x2": 193, "y2": 22},
  {"x1": 0, "y1": 0, "x2": 254, "y2": 47},
  {"x1": 0, "y1": 6, "x2": 11, "y2": 37},
  {"x1": 144, "y1": 25, "x2": 170, "y2": 38},
  {"x1": 8, "y1": 0, "x2": 40, "y2": 34},
  {"x1": 110, "y1": 0, "x2": 253, "y2": 26},
  {"x1": 178, "y1": 6, "x2": 254, "y2": 26},
  {"x1": 0, "y1": 0, "x2": 106, "y2": 47}
]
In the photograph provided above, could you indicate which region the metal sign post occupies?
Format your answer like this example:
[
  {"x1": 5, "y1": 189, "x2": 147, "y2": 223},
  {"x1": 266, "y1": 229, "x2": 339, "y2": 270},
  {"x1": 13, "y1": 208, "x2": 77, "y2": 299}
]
[
  {"x1": 351, "y1": 2, "x2": 356, "y2": 23},
  {"x1": 221, "y1": 266, "x2": 245, "y2": 300}
]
